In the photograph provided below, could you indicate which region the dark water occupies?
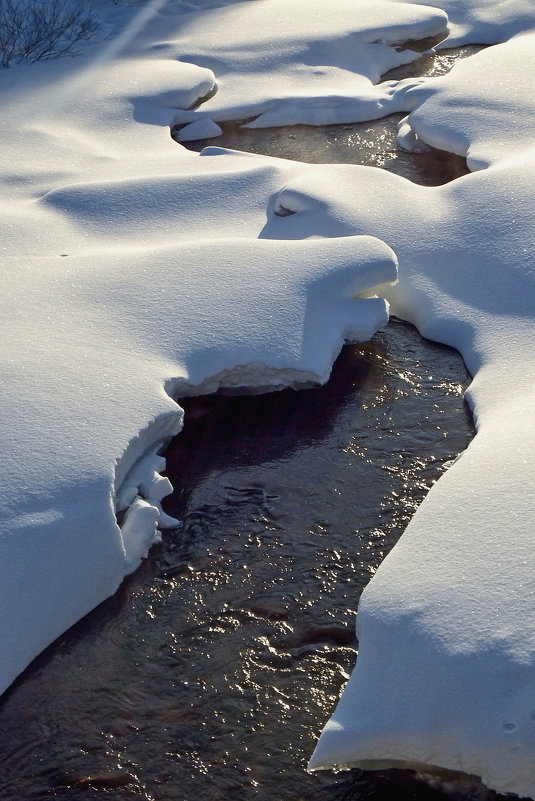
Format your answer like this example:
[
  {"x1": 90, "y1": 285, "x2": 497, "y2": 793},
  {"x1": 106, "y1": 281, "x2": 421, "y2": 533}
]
[
  {"x1": 0, "y1": 320, "x2": 477, "y2": 801},
  {"x1": 179, "y1": 48, "x2": 482, "y2": 185},
  {"x1": 0, "y1": 46, "x2": 503, "y2": 801},
  {"x1": 179, "y1": 113, "x2": 468, "y2": 185}
]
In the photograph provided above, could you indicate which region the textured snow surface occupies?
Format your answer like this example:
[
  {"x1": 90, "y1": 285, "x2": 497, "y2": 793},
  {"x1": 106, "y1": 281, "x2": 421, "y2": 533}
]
[
  {"x1": 399, "y1": 0, "x2": 535, "y2": 45},
  {"x1": 299, "y1": 35, "x2": 535, "y2": 795},
  {"x1": 170, "y1": 0, "x2": 448, "y2": 138},
  {"x1": 0, "y1": 3, "x2": 397, "y2": 697},
  {"x1": 292, "y1": 156, "x2": 535, "y2": 797},
  {"x1": 2, "y1": 0, "x2": 535, "y2": 798},
  {"x1": 394, "y1": 32, "x2": 535, "y2": 169},
  {"x1": 1, "y1": 154, "x2": 397, "y2": 691}
]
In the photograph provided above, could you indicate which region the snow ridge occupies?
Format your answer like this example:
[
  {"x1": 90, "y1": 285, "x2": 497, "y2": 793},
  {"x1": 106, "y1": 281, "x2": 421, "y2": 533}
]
[{"x1": 2, "y1": 0, "x2": 535, "y2": 797}]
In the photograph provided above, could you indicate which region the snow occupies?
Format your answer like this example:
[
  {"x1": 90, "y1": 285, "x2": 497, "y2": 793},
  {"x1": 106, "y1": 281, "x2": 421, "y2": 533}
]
[
  {"x1": 302, "y1": 34, "x2": 535, "y2": 796},
  {"x1": 393, "y1": 32, "x2": 535, "y2": 169},
  {"x1": 0, "y1": 9, "x2": 398, "y2": 693},
  {"x1": 2, "y1": 0, "x2": 535, "y2": 797},
  {"x1": 397, "y1": 0, "x2": 535, "y2": 46},
  {"x1": 286, "y1": 156, "x2": 535, "y2": 796},
  {"x1": 169, "y1": 0, "x2": 449, "y2": 138},
  {"x1": 1, "y1": 149, "x2": 397, "y2": 689}
]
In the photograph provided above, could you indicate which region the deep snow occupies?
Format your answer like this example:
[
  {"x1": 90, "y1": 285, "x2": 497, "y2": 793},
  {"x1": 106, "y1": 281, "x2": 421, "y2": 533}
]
[{"x1": 1, "y1": 0, "x2": 535, "y2": 797}]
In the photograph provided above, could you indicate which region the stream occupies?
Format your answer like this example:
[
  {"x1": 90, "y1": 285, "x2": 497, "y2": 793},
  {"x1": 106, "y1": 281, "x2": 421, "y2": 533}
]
[
  {"x1": 0, "y1": 318, "x2": 477, "y2": 801},
  {"x1": 0, "y1": 46, "x2": 502, "y2": 801}
]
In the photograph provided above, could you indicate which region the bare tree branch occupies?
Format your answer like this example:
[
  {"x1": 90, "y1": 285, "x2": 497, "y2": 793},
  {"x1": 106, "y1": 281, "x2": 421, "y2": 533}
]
[{"x1": 0, "y1": 0, "x2": 98, "y2": 67}]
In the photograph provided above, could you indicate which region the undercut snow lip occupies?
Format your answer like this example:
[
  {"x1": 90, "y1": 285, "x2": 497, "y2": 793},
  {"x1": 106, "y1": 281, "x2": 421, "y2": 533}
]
[
  {"x1": 391, "y1": 36, "x2": 535, "y2": 169},
  {"x1": 188, "y1": 80, "x2": 218, "y2": 110},
  {"x1": 353, "y1": 279, "x2": 399, "y2": 299},
  {"x1": 308, "y1": 753, "x2": 487, "y2": 792},
  {"x1": 394, "y1": 28, "x2": 450, "y2": 52},
  {"x1": 166, "y1": 0, "x2": 450, "y2": 138},
  {"x1": 106, "y1": 232, "x2": 397, "y2": 576},
  {"x1": 113, "y1": 413, "x2": 184, "y2": 574}
]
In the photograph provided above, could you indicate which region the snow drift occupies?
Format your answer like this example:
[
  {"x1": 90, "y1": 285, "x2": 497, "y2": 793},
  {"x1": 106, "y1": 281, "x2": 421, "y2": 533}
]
[{"x1": 2, "y1": 0, "x2": 535, "y2": 797}]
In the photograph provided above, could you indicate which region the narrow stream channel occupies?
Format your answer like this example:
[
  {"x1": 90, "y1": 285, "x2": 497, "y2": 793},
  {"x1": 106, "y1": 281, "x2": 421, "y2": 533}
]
[
  {"x1": 0, "y1": 46, "x2": 501, "y2": 801},
  {"x1": 0, "y1": 320, "x2": 475, "y2": 801},
  {"x1": 178, "y1": 48, "x2": 481, "y2": 183}
]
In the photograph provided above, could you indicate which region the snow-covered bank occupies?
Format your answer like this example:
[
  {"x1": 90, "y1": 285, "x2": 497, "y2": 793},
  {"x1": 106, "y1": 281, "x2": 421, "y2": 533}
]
[
  {"x1": 394, "y1": 32, "x2": 535, "y2": 169},
  {"x1": 0, "y1": 0, "x2": 403, "y2": 692},
  {"x1": 1, "y1": 0, "x2": 535, "y2": 797},
  {"x1": 166, "y1": 0, "x2": 535, "y2": 141},
  {"x1": 405, "y1": 0, "x2": 535, "y2": 46},
  {"x1": 169, "y1": 0, "x2": 448, "y2": 138},
  {"x1": 281, "y1": 155, "x2": 535, "y2": 796},
  {"x1": 299, "y1": 32, "x2": 535, "y2": 796},
  {"x1": 1, "y1": 161, "x2": 397, "y2": 691}
]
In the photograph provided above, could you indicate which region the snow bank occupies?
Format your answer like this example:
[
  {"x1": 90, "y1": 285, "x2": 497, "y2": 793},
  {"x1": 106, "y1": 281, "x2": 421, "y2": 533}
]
[
  {"x1": 2, "y1": 0, "x2": 535, "y2": 797},
  {"x1": 0, "y1": 50, "x2": 397, "y2": 693},
  {"x1": 277, "y1": 122, "x2": 535, "y2": 801},
  {"x1": 397, "y1": 0, "x2": 535, "y2": 45},
  {"x1": 168, "y1": 0, "x2": 448, "y2": 139},
  {"x1": 393, "y1": 33, "x2": 535, "y2": 169},
  {"x1": 259, "y1": 12, "x2": 535, "y2": 794}
]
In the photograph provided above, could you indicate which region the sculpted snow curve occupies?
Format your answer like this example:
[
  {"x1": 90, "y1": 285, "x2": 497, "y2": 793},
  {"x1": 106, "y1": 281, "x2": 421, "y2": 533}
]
[
  {"x1": 393, "y1": 33, "x2": 535, "y2": 169},
  {"x1": 1, "y1": 161, "x2": 398, "y2": 693},
  {"x1": 264, "y1": 142, "x2": 535, "y2": 798},
  {"x1": 167, "y1": 0, "x2": 449, "y2": 139}
]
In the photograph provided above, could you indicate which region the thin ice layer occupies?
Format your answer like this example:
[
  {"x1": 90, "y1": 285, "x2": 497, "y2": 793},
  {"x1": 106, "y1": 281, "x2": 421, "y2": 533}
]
[
  {"x1": 265, "y1": 159, "x2": 535, "y2": 796},
  {"x1": 167, "y1": 0, "x2": 448, "y2": 139},
  {"x1": 393, "y1": 33, "x2": 535, "y2": 169}
]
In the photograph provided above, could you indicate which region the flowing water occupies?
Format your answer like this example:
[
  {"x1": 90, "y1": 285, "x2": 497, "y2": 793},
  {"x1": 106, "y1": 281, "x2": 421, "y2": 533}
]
[
  {"x1": 0, "y1": 47, "x2": 503, "y2": 801},
  {"x1": 179, "y1": 48, "x2": 481, "y2": 182},
  {"x1": 0, "y1": 320, "x2": 476, "y2": 801}
]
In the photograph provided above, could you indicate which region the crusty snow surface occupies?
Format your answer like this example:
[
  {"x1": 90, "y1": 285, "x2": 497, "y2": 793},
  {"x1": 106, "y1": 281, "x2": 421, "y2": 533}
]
[{"x1": 1, "y1": 0, "x2": 535, "y2": 797}]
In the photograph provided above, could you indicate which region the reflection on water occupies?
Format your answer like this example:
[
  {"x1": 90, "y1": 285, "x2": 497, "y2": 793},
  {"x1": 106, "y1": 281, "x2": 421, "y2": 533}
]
[
  {"x1": 179, "y1": 48, "x2": 483, "y2": 184},
  {"x1": 0, "y1": 44, "x2": 498, "y2": 801},
  {"x1": 181, "y1": 115, "x2": 468, "y2": 185},
  {"x1": 0, "y1": 320, "x2": 482, "y2": 801}
]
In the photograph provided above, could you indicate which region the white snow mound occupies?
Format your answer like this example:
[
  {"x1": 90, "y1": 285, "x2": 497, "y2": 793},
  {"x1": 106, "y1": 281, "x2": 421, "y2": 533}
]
[
  {"x1": 270, "y1": 154, "x2": 535, "y2": 799},
  {"x1": 168, "y1": 0, "x2": 448, "y2": 138},
  {"x1": 2, "y1": 0, "x2": 535, "y2": 798},
  {"x1": 396, "y1": 0, "x2": 535, "y2": 45},
  {"x1": 392, "y1": 33, "x2": 535, "y2": 169}
]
